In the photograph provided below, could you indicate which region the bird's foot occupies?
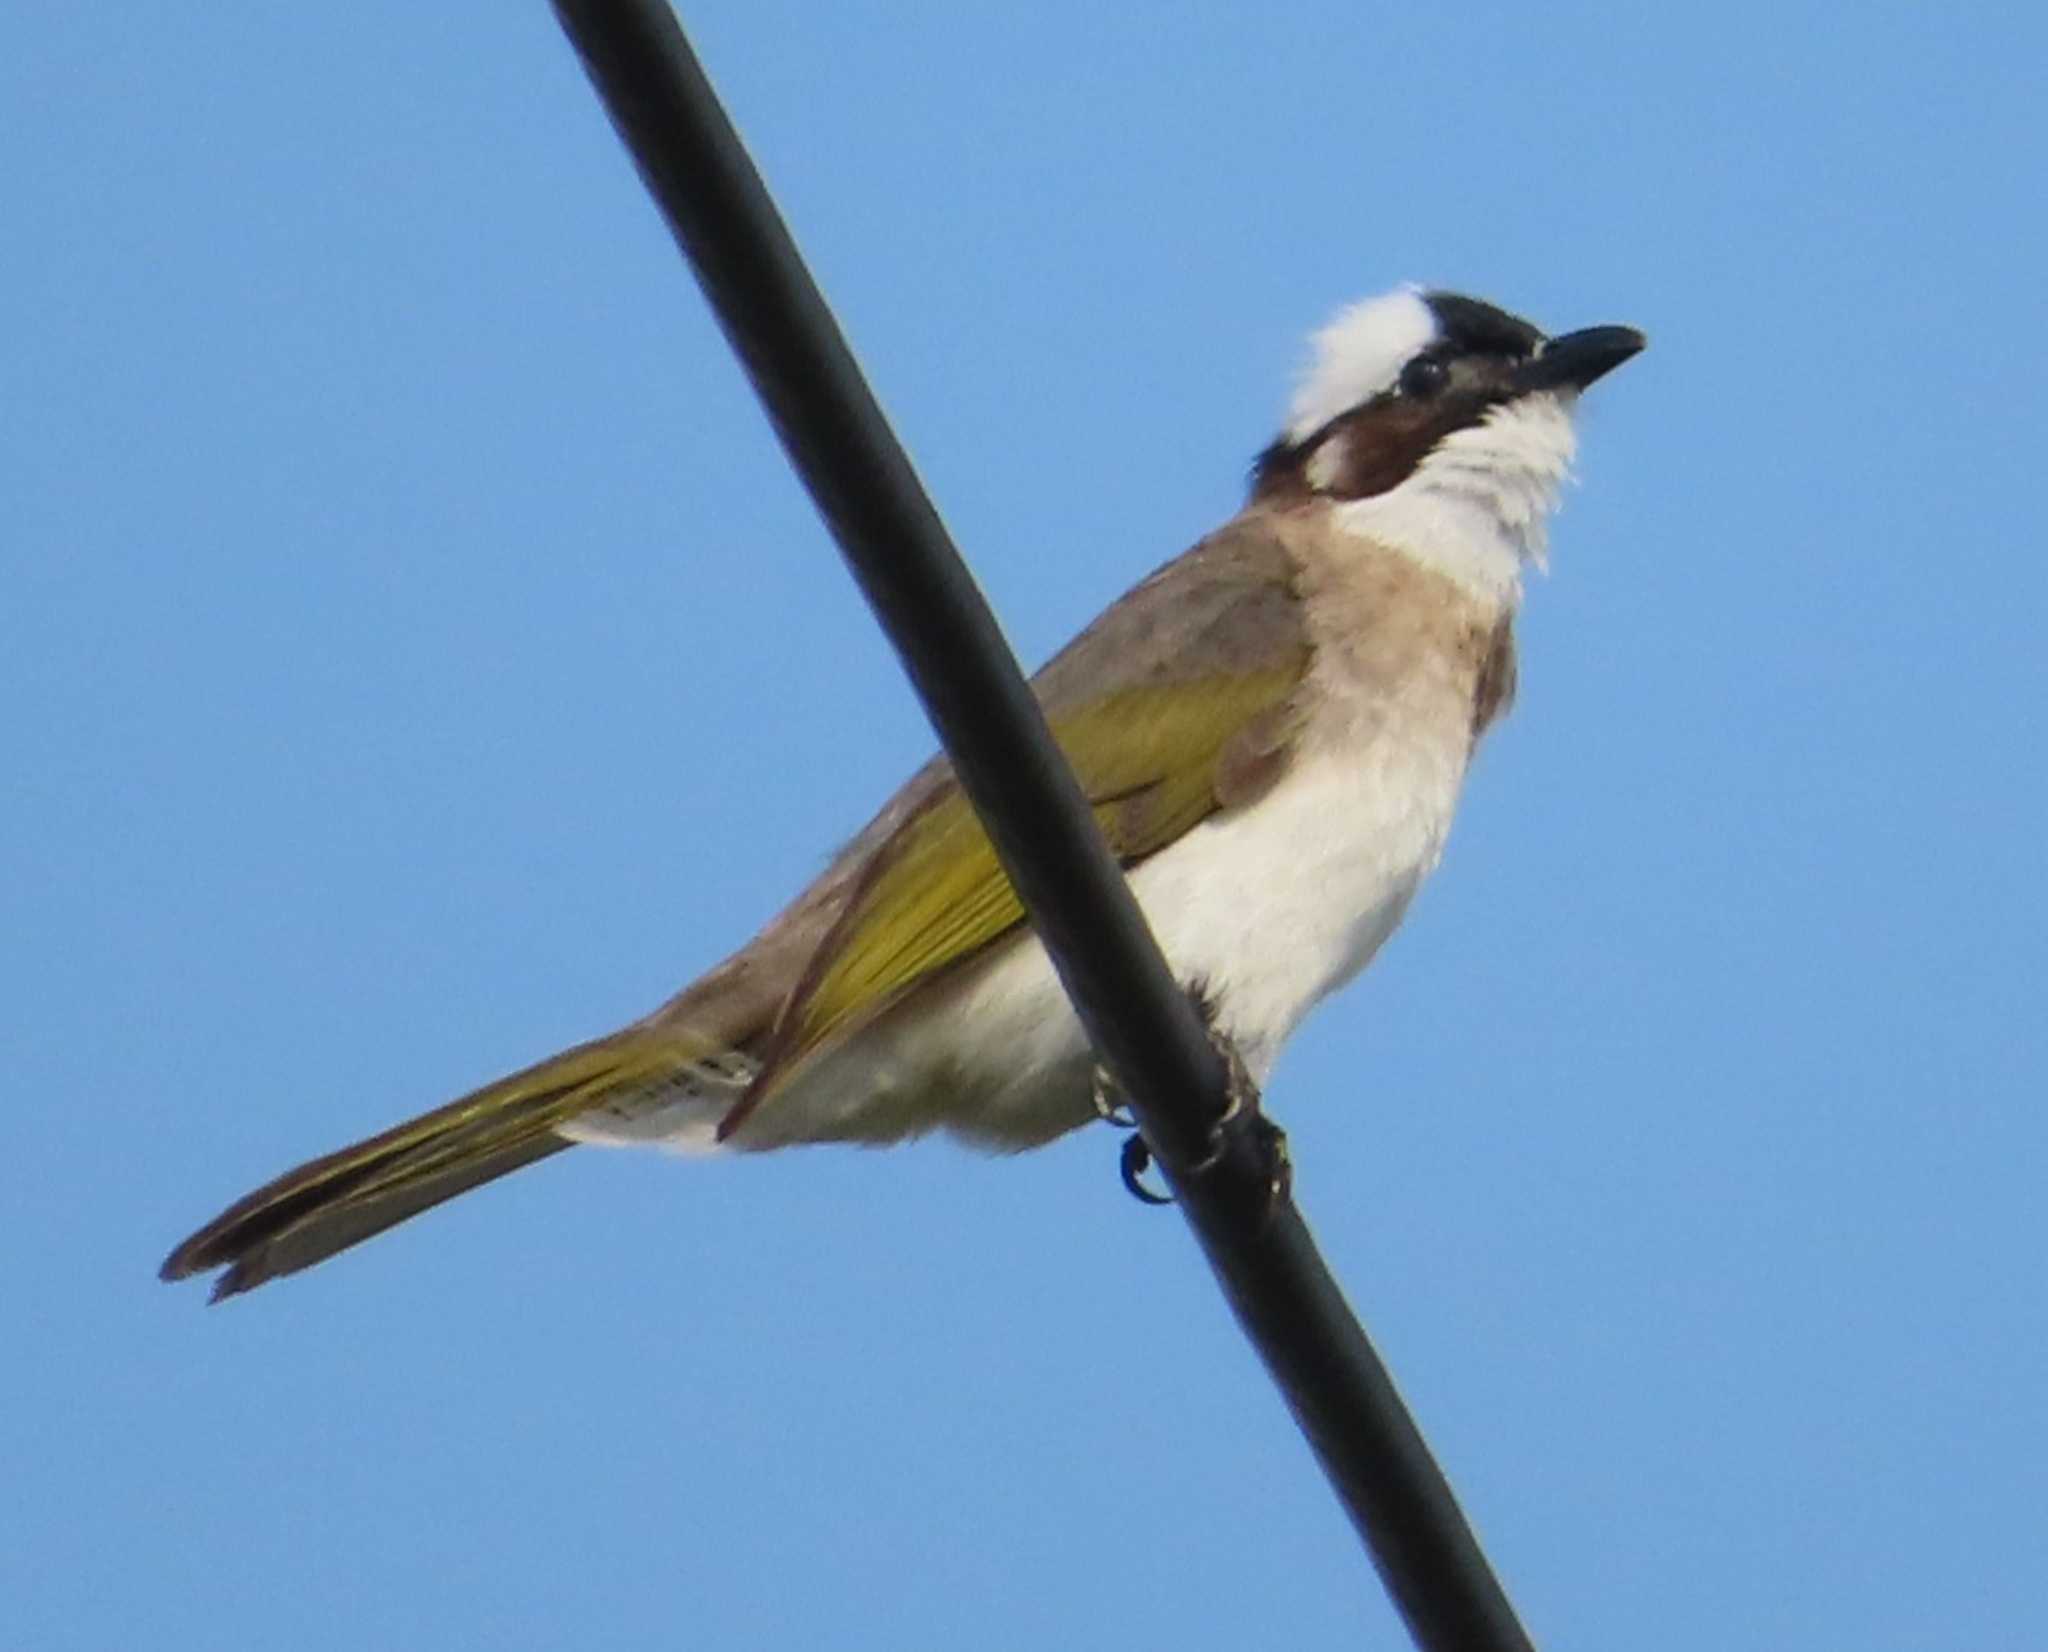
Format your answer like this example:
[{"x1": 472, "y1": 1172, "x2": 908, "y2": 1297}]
[
  {"x1": 1091, "y1": 983, "x2": 1289, "y2": 1214},
  {"x1": 1187, "y1": 986, "x2": 1291, "y2": 1214},
  {"x1": 1093, "y1": 1065, "x2": 1173, "y2": 1202}
]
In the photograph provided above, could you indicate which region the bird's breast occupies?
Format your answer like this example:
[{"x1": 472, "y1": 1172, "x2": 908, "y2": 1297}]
[{"x1": 1128, "y1": 716, "x2": 1471, "y2": 1070}]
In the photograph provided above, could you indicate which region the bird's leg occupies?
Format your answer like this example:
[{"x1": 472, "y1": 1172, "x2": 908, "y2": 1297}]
[
  {"x1": 1093, "y1": 981, "x2": 1289, "y2": 1211},
  {"x1": 1185, "y1": 983, "x2": 1291, "y2": 1212}
]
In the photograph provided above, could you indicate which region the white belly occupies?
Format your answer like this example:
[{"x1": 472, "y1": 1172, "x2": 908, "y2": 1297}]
[{"x1": 739, "y1": 729, "x2": 1470, "y2": 1150}]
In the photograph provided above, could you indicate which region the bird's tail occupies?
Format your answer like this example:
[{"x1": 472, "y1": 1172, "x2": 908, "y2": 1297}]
[{"x1": 160, "y1": 1031, "x2": 707, "y2": 1301}]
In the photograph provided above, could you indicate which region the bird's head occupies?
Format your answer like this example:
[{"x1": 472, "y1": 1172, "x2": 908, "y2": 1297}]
[{"x1": 1253, "y1": 287, "x2": 1643, "y2": 601}]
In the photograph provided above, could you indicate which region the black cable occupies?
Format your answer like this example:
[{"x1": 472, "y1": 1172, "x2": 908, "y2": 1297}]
[
  {"x1": 544, "y1": 1, "x2": 1227, "y2": 1170},
  {"x1": 547, "y1": 5, "x2": 1539, "y2": 1648}
]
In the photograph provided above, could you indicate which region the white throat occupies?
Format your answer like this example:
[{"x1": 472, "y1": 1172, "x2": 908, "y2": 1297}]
[{"x1": 1331, "y1": 391, "x2": 1579, "y2": 606}]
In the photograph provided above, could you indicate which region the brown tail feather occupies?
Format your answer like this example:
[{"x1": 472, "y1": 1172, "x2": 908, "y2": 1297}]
[{"x1": 160, "y1": 1032, "x2": 700, "y2": 1300}]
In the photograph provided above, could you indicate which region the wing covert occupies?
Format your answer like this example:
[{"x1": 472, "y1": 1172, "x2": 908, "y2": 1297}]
[{"x1": 728, "y1": 517, "x2": 1310, "y2": 1126}]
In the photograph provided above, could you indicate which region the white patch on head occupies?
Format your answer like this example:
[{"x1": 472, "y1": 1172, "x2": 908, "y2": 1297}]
[
  {"x1": 1286, "y1": 286, "x2": 1438, "y2": 443},
  {"x1": 1332, "y1": 390, "x2": 1580, "y2": 607}
]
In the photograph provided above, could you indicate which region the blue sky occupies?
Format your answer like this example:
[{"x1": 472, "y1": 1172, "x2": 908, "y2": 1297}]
[{"x1": 7, "y1": 3, "x2": 2044, "y2": 1647}]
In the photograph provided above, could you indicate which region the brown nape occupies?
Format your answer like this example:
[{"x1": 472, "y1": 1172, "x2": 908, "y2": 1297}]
[{"x1": 1251, "y1": 354, "x2": 1525, "y2": 507}]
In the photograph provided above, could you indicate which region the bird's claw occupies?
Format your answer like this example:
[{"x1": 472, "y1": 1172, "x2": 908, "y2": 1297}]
[
  {"x1": 1090, "y1": 1065, "x2": 1137, "y2": 1130},
  {"x1": 1092, "y1": 988, "x2": 1284, "y2": 1214},
  {"x1": 1119, "y1": 1133, "x2": 1175, "y2": 1205},
  {"x1": 1097, "y1": 1065, "x2": 1170, "y2": 1203}
]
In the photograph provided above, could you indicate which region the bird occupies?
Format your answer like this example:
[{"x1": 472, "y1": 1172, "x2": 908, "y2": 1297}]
[{"x1": 161, "y1": 285, "x2": 1643, "y2": 1301}]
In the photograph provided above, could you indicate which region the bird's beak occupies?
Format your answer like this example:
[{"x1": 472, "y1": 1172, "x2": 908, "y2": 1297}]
[{"x1": 1516, "y1": 324, "x2": 1646, "y2": 394}]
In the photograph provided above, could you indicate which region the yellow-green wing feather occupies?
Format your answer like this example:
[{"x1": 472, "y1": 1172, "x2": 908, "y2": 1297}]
[{"x1": 754, "y1": 664, "x2": 1304, "y2": 1099}]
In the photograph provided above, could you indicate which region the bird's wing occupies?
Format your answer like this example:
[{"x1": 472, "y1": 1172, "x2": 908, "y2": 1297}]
[{"x1": 726, "y1": 514, "x2": 1310, "y2": 1132}]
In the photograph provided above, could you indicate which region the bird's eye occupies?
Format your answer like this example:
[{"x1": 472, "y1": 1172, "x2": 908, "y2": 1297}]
[{"x1": 1398, "y1": 355, "x2": 1449, "y2": 399}]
